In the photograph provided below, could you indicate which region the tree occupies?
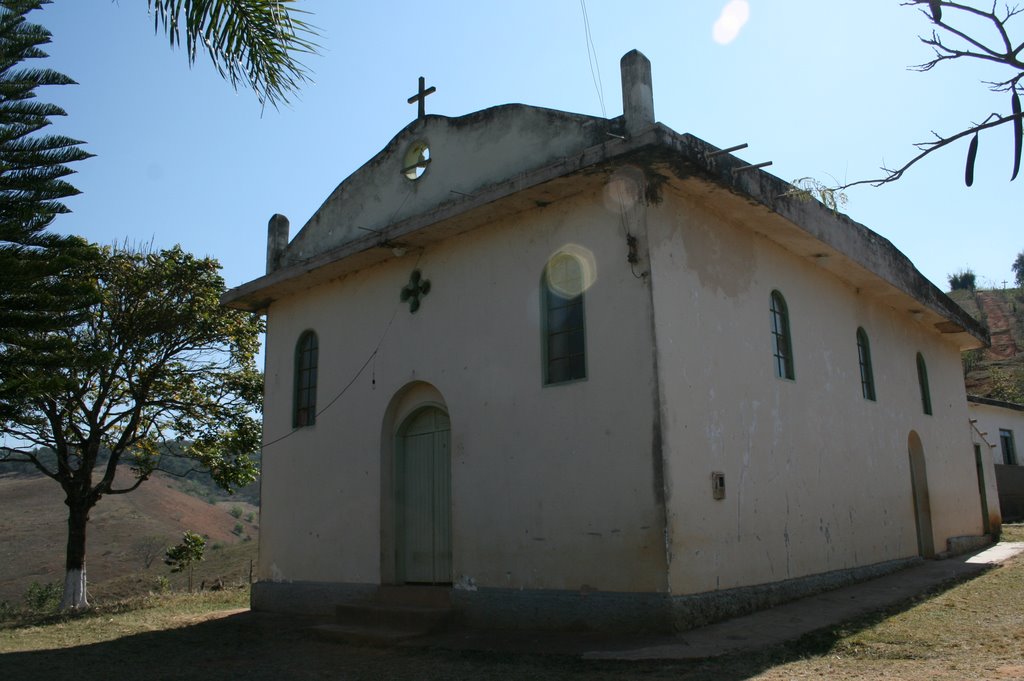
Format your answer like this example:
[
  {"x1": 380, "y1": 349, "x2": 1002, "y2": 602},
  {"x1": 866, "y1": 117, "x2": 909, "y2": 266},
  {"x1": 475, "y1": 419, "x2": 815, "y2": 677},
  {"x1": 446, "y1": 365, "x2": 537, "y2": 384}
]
[
  {"x1": 2, "y1": 0, "x2": 313, "y2": 420},
  {"x1": 146, "y1": 0, "x2": 318, "y2": 109},
  {"x1": 0, "y1": 245, "x2": 264, "y2": 610},
  {"x1": 843, "y1": 1, "x2": 1024, "y2": 188},
  {"x1": 1013, "y1": 250, "x2": 1024, "y2": 287},
  {"x1": 0, "y1": 1, "x2": 100, "y2": 424},
  {"x1": 135, "y1": 535, "x2": 166, "y2": 569},
  {"x1": 948, "y1": 268, "x2": 977, "y2": 290},
  {"x1": 165, "y1": 530, "x2": 207, "y2": 593}
]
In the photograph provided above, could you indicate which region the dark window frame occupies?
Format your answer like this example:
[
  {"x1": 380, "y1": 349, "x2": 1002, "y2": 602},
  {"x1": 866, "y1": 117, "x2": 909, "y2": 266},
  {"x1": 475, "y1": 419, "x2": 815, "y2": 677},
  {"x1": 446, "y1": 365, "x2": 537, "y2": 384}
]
[
  {"x1": 294, "y1": 330, "x2": 318, "y2": 428},
  {"x1": 856, "y1": 327, "x2": 876, "y2": 401},
  {"x1": 916, "y1": 352, "x2": 932, "y2": 416},
  {"x1": 770, "y1": 290, "x2": 795, "y2": 380},
  {"x1": 1000, "y1": 429, "x2": 1018, "y2": 465},
  {"x1": 542, "y1": 253, "x2": 587, "y2": 386}
]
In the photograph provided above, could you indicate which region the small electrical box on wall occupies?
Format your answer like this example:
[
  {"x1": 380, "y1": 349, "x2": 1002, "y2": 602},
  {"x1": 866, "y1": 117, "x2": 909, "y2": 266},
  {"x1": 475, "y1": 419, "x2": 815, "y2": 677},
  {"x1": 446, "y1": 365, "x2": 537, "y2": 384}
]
[{"x1": 711, "y1": 472, "x2": 726, "y2": 500}]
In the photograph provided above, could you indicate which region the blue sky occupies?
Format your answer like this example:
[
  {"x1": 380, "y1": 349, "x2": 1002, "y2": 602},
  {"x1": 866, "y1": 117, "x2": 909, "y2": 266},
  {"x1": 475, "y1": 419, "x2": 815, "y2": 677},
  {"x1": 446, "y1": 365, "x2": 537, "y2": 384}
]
[{"x1": 31, "y1": 1, "x2": 1022, "y2": 291}]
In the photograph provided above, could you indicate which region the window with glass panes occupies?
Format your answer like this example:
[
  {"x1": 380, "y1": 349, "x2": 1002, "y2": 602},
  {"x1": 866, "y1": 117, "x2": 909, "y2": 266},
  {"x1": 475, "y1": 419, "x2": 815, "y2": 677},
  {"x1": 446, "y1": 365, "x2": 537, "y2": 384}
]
[
  {"x1": 770, "y1": 291, "x2": 794, "y2": 380},
  {"x1": 857, "y1": 327, "x2": 876, "y2": 401},
  {"x1": 916, "y1": 352, "x2": 932, "y2": 416},
  {"x1": 543, "y1": 254, "x2": 586, "y2": 385},
  {"x1": 294, "y1": 331, "x2": 318, "y2": 427},
  {"x1": 1000, "y1": 429, "x2": 1018, "y2": 465}
]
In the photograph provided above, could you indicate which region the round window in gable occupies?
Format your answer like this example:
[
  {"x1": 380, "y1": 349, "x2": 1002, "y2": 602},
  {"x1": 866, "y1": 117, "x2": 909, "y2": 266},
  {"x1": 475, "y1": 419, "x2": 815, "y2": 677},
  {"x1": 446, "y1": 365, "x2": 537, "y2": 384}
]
[{"x1": 402, "y1": 141, "x2": 431, "y2": 180}]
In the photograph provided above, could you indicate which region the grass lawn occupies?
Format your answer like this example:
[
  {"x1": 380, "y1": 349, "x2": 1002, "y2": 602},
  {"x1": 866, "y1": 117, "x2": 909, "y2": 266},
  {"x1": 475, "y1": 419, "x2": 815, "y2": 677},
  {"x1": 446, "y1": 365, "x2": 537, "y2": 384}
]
[{"x1": 1, "y1": 527, "x2": 1022, "y2": 681}]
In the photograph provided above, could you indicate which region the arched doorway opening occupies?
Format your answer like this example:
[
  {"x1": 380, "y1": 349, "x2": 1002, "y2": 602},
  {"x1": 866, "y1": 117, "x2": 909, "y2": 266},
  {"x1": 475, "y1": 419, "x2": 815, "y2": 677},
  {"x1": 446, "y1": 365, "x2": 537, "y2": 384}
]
[{"x1": 908, "y1": 431, "x2": 935, "y2": 558}]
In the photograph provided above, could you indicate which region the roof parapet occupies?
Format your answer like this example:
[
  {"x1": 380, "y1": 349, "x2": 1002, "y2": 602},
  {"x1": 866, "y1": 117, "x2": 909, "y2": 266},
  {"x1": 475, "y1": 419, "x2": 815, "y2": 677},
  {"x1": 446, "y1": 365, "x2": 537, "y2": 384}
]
[
  {"x1": 267, "y1": 214, "x2": 290, "y2": 274},
  {"x1": 620, "y1": 50, "x2": 654, "y2": 137}
]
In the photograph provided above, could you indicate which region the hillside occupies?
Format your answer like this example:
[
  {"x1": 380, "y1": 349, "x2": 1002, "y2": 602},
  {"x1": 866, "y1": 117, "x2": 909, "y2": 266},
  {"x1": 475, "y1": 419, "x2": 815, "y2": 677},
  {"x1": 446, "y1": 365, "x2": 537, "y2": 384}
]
[
  {"x1": 948, "y1": 287, "x2": 1024, "y2": 399},
  {"x1": 0, "y1": 445, "x2": 260, "y2": 506},
  {"x1": 0, "y1": 469, "x2": 258, "y2": 605}
]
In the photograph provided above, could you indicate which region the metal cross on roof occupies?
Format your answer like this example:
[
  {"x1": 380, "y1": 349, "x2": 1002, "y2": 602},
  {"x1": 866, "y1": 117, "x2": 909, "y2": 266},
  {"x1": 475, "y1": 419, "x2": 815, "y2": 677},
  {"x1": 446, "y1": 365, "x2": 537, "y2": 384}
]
[{"x1": 408, "y1": 76, "x2": 436, "y2": 120}]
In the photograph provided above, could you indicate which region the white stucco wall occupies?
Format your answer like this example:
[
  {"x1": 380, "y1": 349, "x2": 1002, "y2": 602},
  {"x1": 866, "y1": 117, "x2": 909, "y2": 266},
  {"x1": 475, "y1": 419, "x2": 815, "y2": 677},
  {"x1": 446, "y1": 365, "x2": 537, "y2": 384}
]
[
  {"x1": 259, "y1": 189, "x2": 667, "y2": 593},
  {"x1": 257, "y1": 165, "x2": 991, "y2": 603},
  {"x1": 646, "y1": 188, "x2": 990, "y2": 596}
]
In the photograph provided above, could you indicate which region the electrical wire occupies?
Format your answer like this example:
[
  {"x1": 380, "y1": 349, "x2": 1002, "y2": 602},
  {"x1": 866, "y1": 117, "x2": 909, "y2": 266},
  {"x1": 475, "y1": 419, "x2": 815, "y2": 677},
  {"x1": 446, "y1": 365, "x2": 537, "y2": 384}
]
[
  {"x1": 580, "y1": 0, "x2": 606, "y2": 118},
  {"x1": 260, "y1": 249, "x2": 424, "y2": 450}
]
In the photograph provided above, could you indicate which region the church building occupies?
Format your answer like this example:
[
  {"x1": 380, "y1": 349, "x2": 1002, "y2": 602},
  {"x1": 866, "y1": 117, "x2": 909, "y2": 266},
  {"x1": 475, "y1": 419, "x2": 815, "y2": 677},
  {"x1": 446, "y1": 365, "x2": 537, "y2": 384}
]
[{"x1": 223, "y1": 51, "x2": 999, "y2": 631}]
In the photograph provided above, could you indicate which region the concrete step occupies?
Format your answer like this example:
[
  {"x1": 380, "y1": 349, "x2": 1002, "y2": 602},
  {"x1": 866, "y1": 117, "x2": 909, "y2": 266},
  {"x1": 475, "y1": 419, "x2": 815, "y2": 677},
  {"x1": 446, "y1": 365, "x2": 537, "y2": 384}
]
[
  {"x1": 375, "y1": 585, "x2": 452, "y2": 607},
  {"x1": 334, "y1": 601, "x2": 454, "y2": 633},
  {"x1": 313, "y1": 585, "x2": 456, "y2": 646},
  {"x1": 310, "y1": 623, "x2": 425, "y2": 646}
]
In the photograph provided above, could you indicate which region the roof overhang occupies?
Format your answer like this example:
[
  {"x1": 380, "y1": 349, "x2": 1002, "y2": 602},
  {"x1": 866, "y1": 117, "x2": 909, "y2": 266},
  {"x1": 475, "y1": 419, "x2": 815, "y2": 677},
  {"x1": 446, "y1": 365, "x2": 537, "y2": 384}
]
[
  {"x1": 222, "y1": 123, "x2": 989, "y2": 351},
  {"x1": 968, "y1": 395, "x2": 1024, "y2": 411}
]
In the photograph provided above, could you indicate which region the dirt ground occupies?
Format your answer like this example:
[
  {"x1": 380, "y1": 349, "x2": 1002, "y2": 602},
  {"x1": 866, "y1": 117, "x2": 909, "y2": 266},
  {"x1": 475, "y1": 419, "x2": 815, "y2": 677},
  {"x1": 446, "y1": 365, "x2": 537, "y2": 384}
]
[
  {"x1": 1, "y1": 606, "x2": 1018, "y2": 681},
  {"x1": 2, "y1": 556, "x2": 1023, "y2": 681},
  {"x1": 3, "y1": 528, "x2": 1023, "y2": 681}
]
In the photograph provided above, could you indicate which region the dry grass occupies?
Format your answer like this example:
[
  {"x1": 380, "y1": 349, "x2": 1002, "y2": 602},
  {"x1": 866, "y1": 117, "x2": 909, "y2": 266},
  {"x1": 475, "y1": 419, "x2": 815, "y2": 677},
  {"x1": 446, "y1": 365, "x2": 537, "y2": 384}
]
[
  {"x1": 1, "y1": 530, "x2": 1023, "y2": 681},
  {"x1": 746, "y1": 535, "x2": 1024, "y2": 680}
]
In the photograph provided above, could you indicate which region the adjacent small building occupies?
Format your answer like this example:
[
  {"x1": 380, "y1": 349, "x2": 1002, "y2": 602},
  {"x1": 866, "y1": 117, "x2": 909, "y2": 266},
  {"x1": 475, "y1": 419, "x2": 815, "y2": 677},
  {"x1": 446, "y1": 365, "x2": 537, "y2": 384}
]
[
  {"x1": 223, "y1": 50, "x2": 998, "y2": 632},
  {"x1": 969, "y1": 395, "x2": 1024, "y2": 521}
]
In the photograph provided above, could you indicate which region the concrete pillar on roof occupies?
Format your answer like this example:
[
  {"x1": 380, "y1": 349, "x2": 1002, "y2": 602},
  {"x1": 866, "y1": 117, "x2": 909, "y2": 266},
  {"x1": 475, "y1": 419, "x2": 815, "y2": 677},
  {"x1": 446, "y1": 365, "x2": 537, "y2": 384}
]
[
  {"x1": 266, "y1": 214, "x2": 290, "y2": 274},
  {"x1": 620, "y1": 50, "x2": 655, "y2": 137}
]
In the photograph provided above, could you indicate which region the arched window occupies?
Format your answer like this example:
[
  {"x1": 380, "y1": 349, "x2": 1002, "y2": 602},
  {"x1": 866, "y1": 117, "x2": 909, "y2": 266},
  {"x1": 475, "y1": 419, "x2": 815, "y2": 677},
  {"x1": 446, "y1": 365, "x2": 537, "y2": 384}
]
[
  {"x1": 543, "y1": 253, "x2": 586, "y2": 385},
  {"x1": 916, "y1": 352, "x2": 932, "y2": 416},
  {"x1": 294, "y1": 331, "x2": 318, "y2": 427},
  {"x1": 770, "y1": 290, "x2": 794, "y2": 380},
  {"x1": 856, "y1": 327, "x2": 876, "y2": 401}
]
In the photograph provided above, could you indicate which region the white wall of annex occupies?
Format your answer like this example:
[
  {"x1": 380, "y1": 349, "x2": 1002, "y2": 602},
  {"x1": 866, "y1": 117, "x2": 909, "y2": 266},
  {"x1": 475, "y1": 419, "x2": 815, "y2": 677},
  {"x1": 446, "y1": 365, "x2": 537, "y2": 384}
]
[{"x1": 969, "y1": 401, "x2": 1024, "y2": 465}]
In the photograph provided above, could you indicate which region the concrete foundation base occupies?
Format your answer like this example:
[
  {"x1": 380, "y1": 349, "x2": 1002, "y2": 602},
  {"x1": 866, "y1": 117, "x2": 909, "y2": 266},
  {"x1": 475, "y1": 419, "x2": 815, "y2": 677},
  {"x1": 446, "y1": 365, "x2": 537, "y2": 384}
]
[
  {"x1": 942, "y1": 534, "x2": 993, "y2": 557},
  {"x1": 252, "y1": 557, "x2": 925, "y2": 633}
]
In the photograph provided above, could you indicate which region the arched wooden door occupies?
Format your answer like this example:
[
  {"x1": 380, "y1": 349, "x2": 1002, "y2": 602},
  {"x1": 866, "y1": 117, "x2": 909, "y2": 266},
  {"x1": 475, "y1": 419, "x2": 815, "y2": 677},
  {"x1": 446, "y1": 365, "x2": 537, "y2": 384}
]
[{"x1": 396, "y1": 406, "x2": 452, "y2": 584}]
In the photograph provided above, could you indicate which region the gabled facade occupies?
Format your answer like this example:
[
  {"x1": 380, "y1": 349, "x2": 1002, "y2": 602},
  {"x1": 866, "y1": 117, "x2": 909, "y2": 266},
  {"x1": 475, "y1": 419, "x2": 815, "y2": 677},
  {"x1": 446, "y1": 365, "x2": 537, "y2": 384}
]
[{"x1": 224, "y1": 51, "x2": 997, "y2": 631}]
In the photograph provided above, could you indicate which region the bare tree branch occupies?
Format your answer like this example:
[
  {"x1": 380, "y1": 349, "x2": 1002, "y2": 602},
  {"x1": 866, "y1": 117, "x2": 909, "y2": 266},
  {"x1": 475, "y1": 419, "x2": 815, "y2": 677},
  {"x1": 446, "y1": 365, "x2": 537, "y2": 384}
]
[
  {"x1": 839, "y1": 110, "x2": 1021, "y2": 188},
  {"x1": 836, "y1": 2, "x2": 1024, "y2": 189}
]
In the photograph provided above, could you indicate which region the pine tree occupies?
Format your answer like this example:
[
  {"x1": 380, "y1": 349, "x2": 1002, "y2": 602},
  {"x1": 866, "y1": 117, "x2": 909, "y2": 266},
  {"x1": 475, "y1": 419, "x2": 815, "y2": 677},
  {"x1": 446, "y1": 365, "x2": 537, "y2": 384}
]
[{"x1": 0, "y1": 1, "x2": 98, "y2": 424}]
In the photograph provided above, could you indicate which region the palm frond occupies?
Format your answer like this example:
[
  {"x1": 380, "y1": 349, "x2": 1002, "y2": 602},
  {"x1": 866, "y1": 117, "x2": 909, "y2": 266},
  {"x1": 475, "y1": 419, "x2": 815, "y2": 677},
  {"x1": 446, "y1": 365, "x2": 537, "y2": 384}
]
[{"x1": 147, "y1": 0, "x2": 318, "y2": 108}]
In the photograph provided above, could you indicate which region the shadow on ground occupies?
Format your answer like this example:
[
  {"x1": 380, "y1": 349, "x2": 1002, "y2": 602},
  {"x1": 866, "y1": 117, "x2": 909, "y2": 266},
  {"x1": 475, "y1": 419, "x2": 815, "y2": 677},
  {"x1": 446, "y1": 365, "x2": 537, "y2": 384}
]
[{"x1": 0, "y1": 568, "x2": 992, "y2": 681}]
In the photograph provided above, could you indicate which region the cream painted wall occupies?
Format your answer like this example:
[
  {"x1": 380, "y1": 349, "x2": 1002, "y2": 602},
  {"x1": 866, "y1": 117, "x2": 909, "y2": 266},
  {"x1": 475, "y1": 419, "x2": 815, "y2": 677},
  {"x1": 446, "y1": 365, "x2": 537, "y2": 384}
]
[
  {"x1": 259, "y1": 189, "x2": 667, "y2": 593},
  {"x1": 285, "y1": 106, "x2": 608, "y2": 264},
  {"x1": 969, "y1": 401, "x2": 1024, "y2": 465},
  {"x1": 259, "y1": 169, "x2": 990, "y2": 601},
  {"x1": 646, "y1": 188, "x2": 989, "y2": 596}
]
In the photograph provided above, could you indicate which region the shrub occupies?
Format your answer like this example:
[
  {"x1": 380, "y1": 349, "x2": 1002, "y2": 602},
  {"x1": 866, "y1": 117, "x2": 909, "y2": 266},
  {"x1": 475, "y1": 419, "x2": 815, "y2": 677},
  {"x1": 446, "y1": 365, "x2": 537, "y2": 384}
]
[
  {"x1": 948, "y1": 269, "x2": 977, "y2": 291},
  {"x1": 962, "y1": 349, "x2": 984, "y2": 374},
  {"x1": 232, "y1": 522, "x2": 244, "y2": 536},
  {"x1": 24, "y1": 581, "x2": 61, "y2": 613},
  {"x1": 229, "y1": 505, "x2": 243, "y2": 519}
]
